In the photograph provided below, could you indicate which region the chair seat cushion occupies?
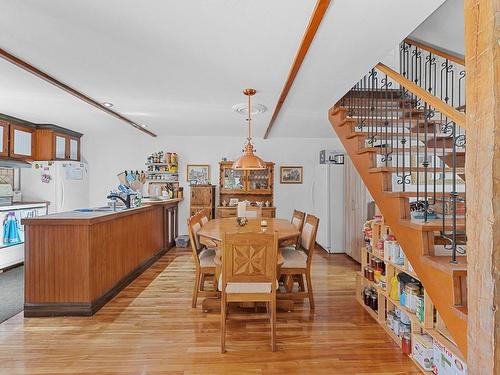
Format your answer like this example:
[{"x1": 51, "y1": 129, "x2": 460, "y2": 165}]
[
  {"x1": 217, "y1": 278, "x2": 278, "y2": 292},
  {"x1": 199, "y1": 248, "x2": 216, "y2": 267},
  {"x1": 225, "y1": 282, "x2": 272, "y2": 294},
  {"x1": 281, "y1": 248, "x2": 307, "y2": 269}
]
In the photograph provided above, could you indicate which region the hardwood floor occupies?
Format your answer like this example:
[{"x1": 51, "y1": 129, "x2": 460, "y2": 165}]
[{"x1": 0, "y1": 247, "x2": 420, "y2": 374}]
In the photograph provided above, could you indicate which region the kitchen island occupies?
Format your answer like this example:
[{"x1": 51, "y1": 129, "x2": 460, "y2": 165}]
[{"x1": 22, "y1": 198, "x2": 181, "y2": 317}]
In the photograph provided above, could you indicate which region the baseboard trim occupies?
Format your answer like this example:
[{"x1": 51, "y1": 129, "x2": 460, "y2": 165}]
[{"x1": 24, "y1": 246, "x2": 169, "y2": 318}]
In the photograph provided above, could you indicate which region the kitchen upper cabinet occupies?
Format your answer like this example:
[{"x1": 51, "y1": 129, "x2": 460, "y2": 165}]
[
  {"x1": 9, "y1": 123, "x2": 34, "y2": 159},
  {"x1": 0, "y1": 120, "x2": 9, "y2": 157},
  {"x1": 0, "y1": 115, "x2": 83, "y2": 162},
  {"x1": 35, "y1": 126, "x2": 82, "y2": 161}
]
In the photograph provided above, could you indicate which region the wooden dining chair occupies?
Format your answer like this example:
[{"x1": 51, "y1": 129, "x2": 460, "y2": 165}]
[
  {"x1": 199, "y1": 208, "x2": 210, "y2": 226},
  {"x1": 279, "y1": 209, "x2": 305, "y2": 248},
  {"x1": 280, "y1": 214, "x2": 319, "y2": 309},
  {"x1": 220, "y1": 231, "x2": 279, "y2": 352},
  {"x1": 187, "y1": 211, "x2": 218, "y2": 308},
  {"x1": 244, "y1": 206, "x2": 262, "y2": 218}
]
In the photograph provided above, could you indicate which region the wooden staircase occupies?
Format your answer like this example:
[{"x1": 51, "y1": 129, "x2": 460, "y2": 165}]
[{"x1": 329, "y1": 105, "x2": 468, "y2": 355}]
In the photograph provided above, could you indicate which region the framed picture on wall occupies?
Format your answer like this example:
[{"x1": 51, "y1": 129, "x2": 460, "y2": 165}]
[
  {"x1": 280, "y1": 166, "x2": 303, "y2": 184},
  {"x1": 187, "y1": 164, "x2": 210, "y2": 184}
]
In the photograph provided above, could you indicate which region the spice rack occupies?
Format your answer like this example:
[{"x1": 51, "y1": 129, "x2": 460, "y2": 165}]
[{"x1": 357, "y1": 219, "x2": 467, "y2": 374}]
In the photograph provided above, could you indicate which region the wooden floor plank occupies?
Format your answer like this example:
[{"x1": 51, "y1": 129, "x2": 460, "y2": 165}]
[{"x1": 0, "y1": 248, "x2": 420, "y2": 374}]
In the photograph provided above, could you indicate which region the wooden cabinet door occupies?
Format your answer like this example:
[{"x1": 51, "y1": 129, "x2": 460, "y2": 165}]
[
  {"x1": 69, "y1": 137, "x2": 80, "y2": 161},
  {"x1": 220, "y1": 166, "x2": 245, "y2": 193},
  {"x1": 0, "y1": 120, "x2": 9, "y2": 157},
  {"x1": 9, "y1": 123, "x2": 34, "y2": 159},
  {"x1": 190, "y1": 187, "x2": 212, "y2": 206},
  {"x1": 54, "y1": 133, "x2": 68, "y2": 160},
  {"x1": 246, "y1": 169, "x2": 272, "y2": 194}
]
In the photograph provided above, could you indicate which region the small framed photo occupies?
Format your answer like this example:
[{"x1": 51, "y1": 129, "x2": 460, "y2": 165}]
[
  {"x1": 187, "y1": 164, "x2": 210, "y2": 184},
  {"x1": 280, "y1": 166, "x2": 303, "y2": 184}
]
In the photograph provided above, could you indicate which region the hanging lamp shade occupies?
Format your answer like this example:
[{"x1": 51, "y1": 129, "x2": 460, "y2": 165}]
[
  {"x1": 232, "y1": 88, "x2": 266, "y2": 170},
  {"x1": 232, "y1": 142, "x2": 266, "y2": 170}
]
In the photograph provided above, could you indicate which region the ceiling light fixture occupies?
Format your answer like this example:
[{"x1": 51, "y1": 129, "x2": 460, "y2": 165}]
[
  {"x1": 232, "y1": 88, "x2": 266, "y2": 170},
  {"x1": 102, "y1": 102, "x2": 113, "y2": 108},
  {"x1": 232, "y1": 102, "x2": 267, "y2": 116}
]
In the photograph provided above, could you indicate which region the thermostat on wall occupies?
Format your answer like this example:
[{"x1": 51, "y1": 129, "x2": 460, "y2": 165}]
[{"x1": 320, "y1": 150, "x2": 345, "y2": 165}]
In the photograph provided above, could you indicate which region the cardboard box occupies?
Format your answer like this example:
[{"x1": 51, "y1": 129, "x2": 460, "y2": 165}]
[
  {"x1": 432, "y1": 339, "x2": 467, "y2": 375},
  {"x1": 412, "y1": 333, "x2": 434, "y2": 371}
]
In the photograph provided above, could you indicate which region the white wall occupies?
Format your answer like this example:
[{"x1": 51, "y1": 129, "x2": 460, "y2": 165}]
[{"x1": 82, "y1": 132, "x2": 345, "y2": 237}]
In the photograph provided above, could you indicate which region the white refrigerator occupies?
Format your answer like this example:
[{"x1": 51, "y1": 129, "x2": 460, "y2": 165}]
[
  {"x1": 21, "y1": 161, "x2": 89, "y2": 213},
  {"x1": 312, "y1": 161, "x2": 345, "y2": 254}
]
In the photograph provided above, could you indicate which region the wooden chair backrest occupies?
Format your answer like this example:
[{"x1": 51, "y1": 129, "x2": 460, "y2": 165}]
[
  {"x1": 199, "y1": 208, "x2": 210, "y2": 226},
  {"x1": 291, "y1": 209, "x2": 306, "y2": 232},
  {"x1": 221, "y1": 231, "x2": 278, "y2": 291},
  {"x1": 244, "y1": 206, "x2": 262, "y2": 218},
  {"x1": 300, "y1": 215, "x2": 320, "y2": 261},
  {"x1": 187, "y1": 211, "x2": 205, "y2": 268}
]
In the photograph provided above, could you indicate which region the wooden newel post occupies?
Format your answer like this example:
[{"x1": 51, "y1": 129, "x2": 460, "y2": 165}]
[{"x1": 464, "y1": 0, "x2": 500, "y2": 373}]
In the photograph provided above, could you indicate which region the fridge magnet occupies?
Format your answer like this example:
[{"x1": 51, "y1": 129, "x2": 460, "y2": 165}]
[
  {"x1": 41, "y1": 174, "x2": 52, "y2": 184},
  {"x1": 280, "y1": 166, "x2": 303, "y2": 184}
]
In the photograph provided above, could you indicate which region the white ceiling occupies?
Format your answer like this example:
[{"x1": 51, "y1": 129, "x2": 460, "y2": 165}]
[
  {"x1": 0, "y1": 0, "x2": 447, "y2": 139},
  {"x1": 409, "y1": 0, "x2": 464, "y2": 56}
]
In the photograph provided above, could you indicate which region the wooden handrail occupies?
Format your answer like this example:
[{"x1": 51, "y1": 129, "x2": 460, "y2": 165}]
[
  {"x1": 376, "y1": 63, "x2": 466, "y2": 128},
  {"x1": 404, "y1": 38, "x2": 465, "y2": 66}
]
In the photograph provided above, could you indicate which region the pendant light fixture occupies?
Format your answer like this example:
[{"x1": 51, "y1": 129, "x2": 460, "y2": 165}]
[{"x1": 232, "y1": 88, "x2": 266, "y2": 170}]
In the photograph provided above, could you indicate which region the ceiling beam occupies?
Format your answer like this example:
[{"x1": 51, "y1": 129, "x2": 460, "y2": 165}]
[
  {"x1": 0, "y1": 47, "x2": 157, "y2": 137},
  {"x1": 263, "y1": 0, "x2": 331, "y2": 139}
]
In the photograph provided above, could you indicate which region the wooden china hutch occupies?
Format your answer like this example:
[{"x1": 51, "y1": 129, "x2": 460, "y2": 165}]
[{"x1": 217, "y1": 161, "x2": 276, "y2": 218}]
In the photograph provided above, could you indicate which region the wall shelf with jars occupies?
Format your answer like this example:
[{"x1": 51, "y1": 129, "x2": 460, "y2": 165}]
[
  {"x1": 145, "y1": 151, "x2": 181, "y2": 199},
  {"x1": 357, "y1": 218, "x2": 467, "y2": 375}
]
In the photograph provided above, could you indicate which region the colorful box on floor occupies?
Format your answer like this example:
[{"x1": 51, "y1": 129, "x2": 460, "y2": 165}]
[
  {"x1": 432, "y1": 339, "x2": 467, "y2": 375},
  {"x1": 412, "y1": 333, "x2": 433, "y2": 371}
]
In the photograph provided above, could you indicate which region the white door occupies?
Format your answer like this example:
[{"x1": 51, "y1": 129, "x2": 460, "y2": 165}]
[
  {"x1": 343, "y1": 157, "x2": 369, "y2": 263},
  {"x1": 56, "y1": 161, "x2": 89, "y2": 211}
]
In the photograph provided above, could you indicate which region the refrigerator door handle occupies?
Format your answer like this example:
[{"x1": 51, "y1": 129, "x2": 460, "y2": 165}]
[{"x1": 60, "y1": 179, "x2": 65, "y2": 211}]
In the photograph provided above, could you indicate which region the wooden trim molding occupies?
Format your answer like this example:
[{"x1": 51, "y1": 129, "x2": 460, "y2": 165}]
[
  {"x1": 0, "y1": 47, "x2": 157, "y2": 137},
  {"x1": 263, "y1": 0, "x2": 331, "y2": 139},
  {"x1": 404, "y1": 38, "x2": 465, "y2": 66},
  {"x1": 376, "y1": 63, "x2": 466, "y2": 128}
]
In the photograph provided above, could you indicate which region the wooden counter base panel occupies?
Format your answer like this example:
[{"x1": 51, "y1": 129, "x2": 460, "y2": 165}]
[
  {"x1": 24, "y1": 246, "x2": 168, "y2": 317},
  {"x1": 23, "y1": 201, "x2": 180, "y2": 317}
]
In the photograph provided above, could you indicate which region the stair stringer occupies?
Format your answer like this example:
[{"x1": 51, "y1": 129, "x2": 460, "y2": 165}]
[{"x1": 329, "y1": 107, "x2": 467, "y2": 356}]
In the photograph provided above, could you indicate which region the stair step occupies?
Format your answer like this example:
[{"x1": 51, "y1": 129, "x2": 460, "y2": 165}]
[
  {"x1": 398, "y1": 218, "x2": 466, "y2": 232},
  {"x1": 439, "y1": 152, "x2": 466, "y2": 180},
  {"x1": 425, "y1": 136, "x2": 459, "y2": 148},
  {"x1": 358, "y1": 146, "x2": 454, "y2": 155},
  {"x1": 348, "y1": 131, "x2": 447, "y2": 140},
  {"x1": 421, "y1": 256, "x2": 467, "y2": 275},
  {"x1": 439, "y1": 151, "x2": 466, "y2": 168},
  {"x1": 345, "y1": 89, "x2": 405, "y2": 99},
  {"x1": 383, "y1": 191, "x2": 467, "y2": 199},
  {"x1": 369, "y1": 166, "x2": 464, "y2": 174},
  {"x1": 350, "y1": 117, "x2": 443, "y2": 127},
  {"x1": 434, "y1": 234, "x2": 467, "y2": 246},
  {"x1": 348, "y1": 108, "x2": 426, "y2": 118}
]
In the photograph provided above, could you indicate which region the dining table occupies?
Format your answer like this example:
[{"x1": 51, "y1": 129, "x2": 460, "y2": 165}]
[{"x1": 198, "y1": 217, "x2": 300, "y2": 312}]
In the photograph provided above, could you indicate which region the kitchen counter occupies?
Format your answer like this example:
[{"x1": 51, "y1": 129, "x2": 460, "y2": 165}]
[
  {"x1": 22, "y1": 198, "x2": 182, "y2": 225},
  {"x1": 22, "y1": 198, "x2": 181, "y2": 317},
  {"x1": 0, "y1": 201, "x2": 49, "y2": 211}
]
